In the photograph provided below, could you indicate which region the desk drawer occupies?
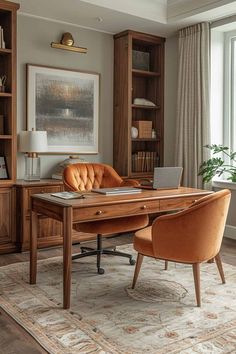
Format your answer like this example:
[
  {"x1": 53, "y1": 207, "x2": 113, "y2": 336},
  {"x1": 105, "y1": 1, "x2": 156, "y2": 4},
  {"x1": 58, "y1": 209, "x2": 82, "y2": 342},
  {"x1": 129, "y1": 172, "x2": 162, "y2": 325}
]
[
  {"x1": 27, "y1": 186, "x2": 62, "y2": 214},
  {"x1": 160, "y1": 196, "x2": 200, "y2": 212},
  {"x1": 74, "y1": 200, "x2": 160, "y2": 222}
]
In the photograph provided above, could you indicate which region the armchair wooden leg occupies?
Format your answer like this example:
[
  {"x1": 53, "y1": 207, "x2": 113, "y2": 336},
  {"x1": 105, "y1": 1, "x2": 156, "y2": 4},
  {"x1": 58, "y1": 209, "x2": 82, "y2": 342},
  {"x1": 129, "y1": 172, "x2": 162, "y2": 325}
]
[
  {"x1": 164, "y1": 260, "x2": 168, "y2": 270},
  {"x1": 215, "y1": 253, "x2": 225, "y2": 284},
  {"x1": 132, "y1": 253, "x2": 144, "y2": 289},
  {"x1": 192, "y1": 263, "x2": 201, "y2": 307}
]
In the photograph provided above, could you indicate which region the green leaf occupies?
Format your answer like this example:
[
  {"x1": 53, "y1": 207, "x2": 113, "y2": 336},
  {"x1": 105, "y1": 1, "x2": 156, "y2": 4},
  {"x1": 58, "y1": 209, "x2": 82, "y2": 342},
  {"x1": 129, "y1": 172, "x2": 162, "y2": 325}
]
[{"x1": 199, "y1": 144, "x2": 236, "y2": 182}]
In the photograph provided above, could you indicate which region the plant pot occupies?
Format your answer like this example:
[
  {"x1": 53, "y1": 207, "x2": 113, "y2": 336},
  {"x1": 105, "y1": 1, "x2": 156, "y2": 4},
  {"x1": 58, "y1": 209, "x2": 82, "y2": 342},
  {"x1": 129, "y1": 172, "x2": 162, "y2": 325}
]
[{"x1": 0, "y1": 86, "x2": 5, "y2": 93}]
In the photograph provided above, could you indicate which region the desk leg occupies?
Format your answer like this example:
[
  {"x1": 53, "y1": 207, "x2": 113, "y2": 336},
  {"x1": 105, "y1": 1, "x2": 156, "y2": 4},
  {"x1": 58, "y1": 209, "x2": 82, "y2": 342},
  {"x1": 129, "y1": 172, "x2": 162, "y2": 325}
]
[
  {"x1": 30, "y1": 210, "x2": 38, "y2": 284},
  {"x1": 63, "y1": 207, "x2": 72, "y2": 309}
]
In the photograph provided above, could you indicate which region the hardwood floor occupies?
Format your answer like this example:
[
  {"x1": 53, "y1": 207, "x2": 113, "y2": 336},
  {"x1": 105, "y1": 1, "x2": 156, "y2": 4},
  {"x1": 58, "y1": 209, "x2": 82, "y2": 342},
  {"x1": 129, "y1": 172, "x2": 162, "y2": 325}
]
[{"x1": 0, "y1": 236, "x2": 235, "y2": 354}]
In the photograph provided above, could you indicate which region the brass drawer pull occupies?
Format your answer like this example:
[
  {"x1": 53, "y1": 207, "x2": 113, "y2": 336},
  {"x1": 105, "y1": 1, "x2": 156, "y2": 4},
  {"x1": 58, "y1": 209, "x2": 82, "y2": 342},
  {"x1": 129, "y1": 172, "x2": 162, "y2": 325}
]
[
  {"x1": 96, "y1": 210, "x2": 103, "y2": 215},
  {"x1": 141, "y1": 205, "x2": 147, "y2": 210}
]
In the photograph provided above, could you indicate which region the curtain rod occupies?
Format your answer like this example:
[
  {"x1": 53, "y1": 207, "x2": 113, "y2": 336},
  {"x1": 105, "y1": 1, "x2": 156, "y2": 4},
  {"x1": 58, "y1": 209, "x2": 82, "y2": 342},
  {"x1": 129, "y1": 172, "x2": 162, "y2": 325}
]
[{"x1": 210, "y1": 14, "x2": 236, "y2": 29}]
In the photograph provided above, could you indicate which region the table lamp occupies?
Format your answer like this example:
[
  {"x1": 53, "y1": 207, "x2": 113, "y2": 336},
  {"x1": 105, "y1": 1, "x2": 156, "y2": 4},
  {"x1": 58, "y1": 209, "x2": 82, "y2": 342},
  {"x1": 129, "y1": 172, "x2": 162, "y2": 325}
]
[{"x1": 18, "y1": 129, "x2": 48, "y2": 181}]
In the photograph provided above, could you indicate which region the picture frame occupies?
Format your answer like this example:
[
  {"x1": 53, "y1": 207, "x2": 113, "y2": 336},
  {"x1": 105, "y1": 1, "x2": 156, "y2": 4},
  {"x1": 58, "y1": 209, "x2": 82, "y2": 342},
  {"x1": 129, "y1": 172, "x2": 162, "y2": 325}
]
[
  {"x1": 132, "y1": 50, "x2": 150, "y2": 71},
  {"x1": 0, "y1": 156, "x2": 8, "y2": 179},
  {"x1": 27, "y1": 64, "x2": 99, "y2": 154}
]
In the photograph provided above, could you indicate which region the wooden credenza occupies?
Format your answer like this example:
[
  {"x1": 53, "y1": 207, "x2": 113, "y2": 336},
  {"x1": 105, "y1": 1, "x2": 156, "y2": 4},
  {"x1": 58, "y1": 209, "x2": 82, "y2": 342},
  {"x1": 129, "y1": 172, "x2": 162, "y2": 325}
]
[
  {"x1": 0, "y1": 187, "x2": 16, "y2": 254},
  {"x1": 15, "y1": 179, "x2": 86, "y2": 251}
]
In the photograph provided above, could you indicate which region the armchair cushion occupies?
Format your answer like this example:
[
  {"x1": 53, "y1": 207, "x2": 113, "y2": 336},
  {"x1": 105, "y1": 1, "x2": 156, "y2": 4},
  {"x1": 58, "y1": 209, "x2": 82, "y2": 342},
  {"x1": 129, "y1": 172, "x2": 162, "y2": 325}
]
[
  {"x1": 75, "y1": 215, "x2": 149, "y2": 235},
  {"x1": 134, "y1": 226, "x2": 153, "y2": 257}
]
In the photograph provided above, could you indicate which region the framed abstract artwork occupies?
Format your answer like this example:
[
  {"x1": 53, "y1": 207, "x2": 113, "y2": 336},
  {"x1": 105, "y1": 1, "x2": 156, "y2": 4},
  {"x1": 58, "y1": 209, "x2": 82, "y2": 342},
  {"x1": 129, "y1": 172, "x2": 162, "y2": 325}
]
[{"x1": 27, "y1": 64, "x2": 99, "y2": 154}]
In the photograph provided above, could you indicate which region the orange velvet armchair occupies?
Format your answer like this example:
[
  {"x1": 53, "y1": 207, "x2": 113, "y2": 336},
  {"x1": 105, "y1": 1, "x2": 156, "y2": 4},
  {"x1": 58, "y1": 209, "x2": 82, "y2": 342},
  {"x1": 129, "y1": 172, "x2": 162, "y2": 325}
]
[
  {"x1": 132, "y1": 189, "x2": 231, "y2": 307},
  {"x1": 63, "y1": 163, "x2": 149, "y2": 274}
]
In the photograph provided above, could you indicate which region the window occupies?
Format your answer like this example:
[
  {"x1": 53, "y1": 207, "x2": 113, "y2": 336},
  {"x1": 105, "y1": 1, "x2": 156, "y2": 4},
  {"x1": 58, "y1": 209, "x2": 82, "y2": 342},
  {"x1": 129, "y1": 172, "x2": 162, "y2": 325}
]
[{"x1": 224, "y1": 31, "x2": 236, "y2": 152}]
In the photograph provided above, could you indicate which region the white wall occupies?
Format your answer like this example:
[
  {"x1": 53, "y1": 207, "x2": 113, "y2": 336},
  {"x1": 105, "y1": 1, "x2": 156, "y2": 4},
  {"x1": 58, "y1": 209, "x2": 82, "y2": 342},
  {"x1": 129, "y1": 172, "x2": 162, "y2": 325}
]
[
  {"x1": 17, "y1": 14, "x2": 114, "y2": 178},
  {"x1": 17, "y1": 15, "x2": 178, "y2": 178}
]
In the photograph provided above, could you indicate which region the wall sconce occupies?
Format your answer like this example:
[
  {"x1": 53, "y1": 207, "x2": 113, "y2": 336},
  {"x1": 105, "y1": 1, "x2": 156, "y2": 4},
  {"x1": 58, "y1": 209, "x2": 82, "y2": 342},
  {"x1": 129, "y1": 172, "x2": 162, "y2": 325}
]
[
  {"x1": 18, "y1": 129, "x2": 48, "y2": 181},
  {"x1": 51, "y1": 32, "x2": 87, "y2": 54}
]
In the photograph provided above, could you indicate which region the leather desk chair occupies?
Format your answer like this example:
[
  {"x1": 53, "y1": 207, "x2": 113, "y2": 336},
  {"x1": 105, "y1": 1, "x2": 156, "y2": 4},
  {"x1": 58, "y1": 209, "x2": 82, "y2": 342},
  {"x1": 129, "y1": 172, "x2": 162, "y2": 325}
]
[
  {"x1": 132, "y1": 189, "x2": 231, "y2": 307},
  {"x1": 63, "y1": 163, "x2": 149, "y2": 274}
]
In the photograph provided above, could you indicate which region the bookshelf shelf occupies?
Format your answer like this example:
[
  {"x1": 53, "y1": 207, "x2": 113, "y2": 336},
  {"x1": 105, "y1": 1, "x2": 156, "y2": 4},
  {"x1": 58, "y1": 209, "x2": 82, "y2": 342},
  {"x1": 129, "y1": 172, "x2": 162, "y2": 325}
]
[
  {"x1": 0, "y1": 92, "x2": 12, "y2": 97},
  {"x1": 131, "y1": 104, "x2": 160, "y2": 110},
  {"x1": 0, "y1": 48, "x2": 12, "y2": 54},
  {"x1": 132, "y1": 138, "x2": 160, "y2": 142},
  {"x1": 132, "y1": 69, "x2": 160, "y2": 77},
  {"x1": 0, "y1": 134, "x2": 12, "y2": 139}
]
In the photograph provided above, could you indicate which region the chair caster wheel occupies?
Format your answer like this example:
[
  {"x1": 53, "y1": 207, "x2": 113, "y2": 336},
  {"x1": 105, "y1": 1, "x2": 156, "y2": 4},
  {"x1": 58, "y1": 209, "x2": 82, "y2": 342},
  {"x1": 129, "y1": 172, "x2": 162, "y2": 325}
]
[
  {"x1": 97, "y1": 268, "x2": 105, "y2": 274},
  {"x1": 129, "y1": 258, "x2": 136, "y2": 265}
]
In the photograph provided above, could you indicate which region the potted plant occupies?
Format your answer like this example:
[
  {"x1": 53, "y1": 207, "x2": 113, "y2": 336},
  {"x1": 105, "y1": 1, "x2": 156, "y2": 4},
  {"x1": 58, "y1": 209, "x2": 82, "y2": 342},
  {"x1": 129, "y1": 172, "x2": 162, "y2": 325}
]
[{"x1": 199, "y1": 144, "x2": 236, "y2": 183}]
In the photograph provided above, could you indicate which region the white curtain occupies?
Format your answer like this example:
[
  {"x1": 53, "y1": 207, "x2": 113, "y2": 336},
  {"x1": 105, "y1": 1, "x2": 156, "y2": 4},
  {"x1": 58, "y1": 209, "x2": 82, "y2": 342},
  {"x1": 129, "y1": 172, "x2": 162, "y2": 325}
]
[{"x1": 175, "y1": 22, "x2": 210, "y2": 188}]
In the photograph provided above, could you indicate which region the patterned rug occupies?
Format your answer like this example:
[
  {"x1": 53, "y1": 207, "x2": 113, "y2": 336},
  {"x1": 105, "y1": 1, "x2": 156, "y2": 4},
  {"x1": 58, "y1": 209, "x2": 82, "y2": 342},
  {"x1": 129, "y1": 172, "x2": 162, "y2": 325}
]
[{"x1": 1, "y1": 245, "x2": 236, "y2": 354}]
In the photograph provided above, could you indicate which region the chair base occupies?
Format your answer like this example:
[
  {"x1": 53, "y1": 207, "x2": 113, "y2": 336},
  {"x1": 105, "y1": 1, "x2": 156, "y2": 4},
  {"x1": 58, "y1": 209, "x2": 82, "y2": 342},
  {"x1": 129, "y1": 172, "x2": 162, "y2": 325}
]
[
  {"x1": 80, "y1": 245, "x2": 116, "y2": 253},
  {"x1": 72, "y1": 234, "x2": 135, "y2": 274},
  {"x1": 132, "y1": 253, "x2": 226, "y2": 307}
]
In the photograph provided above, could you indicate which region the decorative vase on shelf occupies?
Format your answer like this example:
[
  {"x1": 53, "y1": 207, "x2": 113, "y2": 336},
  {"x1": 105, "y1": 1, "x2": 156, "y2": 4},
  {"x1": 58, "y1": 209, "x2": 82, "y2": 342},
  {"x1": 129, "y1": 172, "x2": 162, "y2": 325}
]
[
  {"x1": 151, "y1": 129, "x2": 157, "y2": 138},
  {"x1": 131, "y1": 126, "x2": 138, "y2": 139}
]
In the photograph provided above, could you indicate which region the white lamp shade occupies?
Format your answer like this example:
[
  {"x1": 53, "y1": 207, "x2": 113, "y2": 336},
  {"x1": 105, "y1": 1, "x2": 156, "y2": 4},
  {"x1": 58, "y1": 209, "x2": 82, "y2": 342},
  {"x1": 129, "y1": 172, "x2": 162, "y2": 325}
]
[{"x1": 18, "y1": 130, "x2": 48, "y2": 153}]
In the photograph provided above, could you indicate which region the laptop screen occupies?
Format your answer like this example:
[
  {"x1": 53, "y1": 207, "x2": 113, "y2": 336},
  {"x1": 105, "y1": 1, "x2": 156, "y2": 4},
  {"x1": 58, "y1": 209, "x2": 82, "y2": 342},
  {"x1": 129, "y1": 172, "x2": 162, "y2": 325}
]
[{"x1": 153, "y1": 167, "x2": 183, "y2": 189}]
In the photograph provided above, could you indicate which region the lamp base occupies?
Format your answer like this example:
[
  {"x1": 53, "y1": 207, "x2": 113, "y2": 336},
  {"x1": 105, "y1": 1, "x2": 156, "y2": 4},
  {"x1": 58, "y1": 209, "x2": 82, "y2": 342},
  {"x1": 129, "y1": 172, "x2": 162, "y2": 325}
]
[{"x1": 24, "y1": 155, "x2": 41, "y2": 181}]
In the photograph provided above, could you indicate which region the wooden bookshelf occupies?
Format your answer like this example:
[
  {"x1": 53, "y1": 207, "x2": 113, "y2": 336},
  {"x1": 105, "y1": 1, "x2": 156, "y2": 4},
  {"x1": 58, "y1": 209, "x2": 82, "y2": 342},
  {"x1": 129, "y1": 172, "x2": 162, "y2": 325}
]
[
  {"x1": 113, "y1": 30, "x2": 165, "y2": 178},
  {"x1": 0, "y1": 0, "x2": 19, "y2": 253}
]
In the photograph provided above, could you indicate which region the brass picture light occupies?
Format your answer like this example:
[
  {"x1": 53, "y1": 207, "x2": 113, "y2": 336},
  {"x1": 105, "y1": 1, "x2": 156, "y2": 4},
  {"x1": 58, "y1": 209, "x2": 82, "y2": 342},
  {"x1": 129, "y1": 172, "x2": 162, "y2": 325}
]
[{"x1": 51, "y1": 32, "x2": 87, "y2": 54}]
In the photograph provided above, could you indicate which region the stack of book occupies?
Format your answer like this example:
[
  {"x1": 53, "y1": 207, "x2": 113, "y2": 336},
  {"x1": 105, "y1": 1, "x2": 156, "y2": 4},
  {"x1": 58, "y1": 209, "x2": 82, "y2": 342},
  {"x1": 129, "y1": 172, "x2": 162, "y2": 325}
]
[
  {"x1": 132, "y1": 151, "x2": 159, "y2": 172},
  {"x1": 0, "y1": 26, "x2": 5, "y2": 49}
]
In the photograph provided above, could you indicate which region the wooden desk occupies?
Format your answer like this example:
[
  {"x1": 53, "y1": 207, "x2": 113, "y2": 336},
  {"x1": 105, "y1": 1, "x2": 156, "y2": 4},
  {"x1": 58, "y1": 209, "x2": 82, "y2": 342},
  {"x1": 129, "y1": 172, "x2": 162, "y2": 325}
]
[{"x1": 30, "y1": 187, "x2": 212, "y2": 309}]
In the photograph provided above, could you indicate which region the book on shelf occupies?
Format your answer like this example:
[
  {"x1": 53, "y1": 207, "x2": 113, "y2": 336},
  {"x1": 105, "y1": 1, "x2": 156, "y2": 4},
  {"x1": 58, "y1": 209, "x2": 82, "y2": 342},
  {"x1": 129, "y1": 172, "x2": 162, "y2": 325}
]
[
  {"x1": 0, "y1": 115, "x2": 4, "y2": 134},
  {"x1": 132, "y1": 151, "x2": 159, "y2": 173},
  {"x1": 0, "y1": 27, "x2": 5, "y2": 49}
]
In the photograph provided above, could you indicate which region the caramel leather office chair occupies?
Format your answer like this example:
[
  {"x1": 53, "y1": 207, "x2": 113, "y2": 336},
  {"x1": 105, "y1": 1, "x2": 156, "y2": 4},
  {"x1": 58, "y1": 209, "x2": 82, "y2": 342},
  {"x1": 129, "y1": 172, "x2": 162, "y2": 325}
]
[
  {"x1": 132, "y1": 189, "x2": 231, "y2": 307},
  {"x1": 63, "y1": 163, "x2": 149, "y2": 274}
]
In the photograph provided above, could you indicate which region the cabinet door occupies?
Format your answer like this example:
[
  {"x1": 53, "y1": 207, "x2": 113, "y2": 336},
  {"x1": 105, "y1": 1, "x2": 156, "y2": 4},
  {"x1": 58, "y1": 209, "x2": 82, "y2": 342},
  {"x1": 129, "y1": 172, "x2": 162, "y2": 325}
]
[
  {"x1": 23, "y1": 215, "x2": 63, "y2": 249},
  {"x1": 17, "y1": 182, "x2": 89, "y2": 251},
  {"x1": 0, "y1": 187, "x2": 16, "y2": 253},
  {"x1": 21, "y1": 185, "x2": 63, "y2": 250},
  {"x1": 26, "y1": 186, "x2": 62, "y2": 214}
]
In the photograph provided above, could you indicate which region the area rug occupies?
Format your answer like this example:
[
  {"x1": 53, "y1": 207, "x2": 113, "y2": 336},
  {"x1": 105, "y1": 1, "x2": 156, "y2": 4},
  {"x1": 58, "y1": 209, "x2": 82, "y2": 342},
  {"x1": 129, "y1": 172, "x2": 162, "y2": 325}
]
[{"x1": 1, "y1": 245, "x2": 236, "y2": 354}]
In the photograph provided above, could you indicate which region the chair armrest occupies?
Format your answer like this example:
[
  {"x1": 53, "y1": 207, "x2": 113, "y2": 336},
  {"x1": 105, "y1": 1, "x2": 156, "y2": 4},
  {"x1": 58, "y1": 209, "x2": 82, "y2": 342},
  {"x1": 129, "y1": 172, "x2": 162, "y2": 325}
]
[
  {"x1": 121, "y1": 179, "x2": 140, "y2": 187},
  {"x1": 151, "y1": 196, "x2": 229, "y2": 263}
]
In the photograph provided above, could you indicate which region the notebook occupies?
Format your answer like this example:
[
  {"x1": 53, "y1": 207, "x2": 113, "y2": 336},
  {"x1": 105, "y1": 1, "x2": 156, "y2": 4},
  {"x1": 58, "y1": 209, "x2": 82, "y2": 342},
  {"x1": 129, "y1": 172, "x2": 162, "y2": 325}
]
[
  {"x1": 140, "y1": 167, "x2": 183, "y2": 190},
  {"x1": 51, "y1": 192, "x2": 85, "y2": 199},
  {"x1": 91, "y1": 187, "x2": 142, "y2": 195}
]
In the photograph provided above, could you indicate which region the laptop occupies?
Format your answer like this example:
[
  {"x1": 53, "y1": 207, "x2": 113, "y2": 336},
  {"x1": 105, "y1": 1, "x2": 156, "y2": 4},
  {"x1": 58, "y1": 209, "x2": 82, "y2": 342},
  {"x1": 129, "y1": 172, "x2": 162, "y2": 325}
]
[
  {"x1": 91, "y1": 187, "x2": 142, "y2": 195},
  {"x1": 140, "y1": 167, "x2": 183, "y2": 190}
]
